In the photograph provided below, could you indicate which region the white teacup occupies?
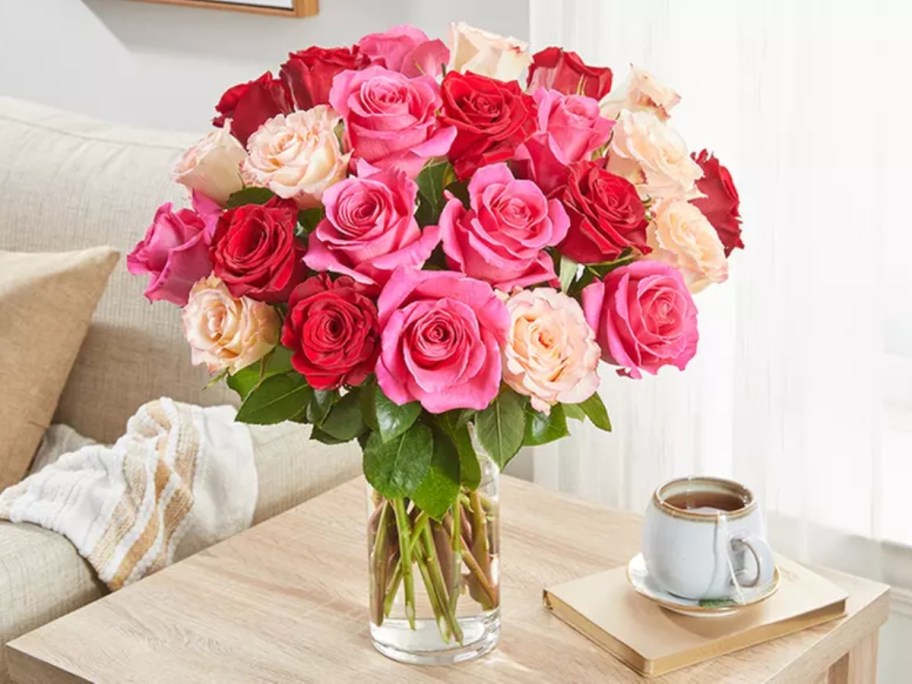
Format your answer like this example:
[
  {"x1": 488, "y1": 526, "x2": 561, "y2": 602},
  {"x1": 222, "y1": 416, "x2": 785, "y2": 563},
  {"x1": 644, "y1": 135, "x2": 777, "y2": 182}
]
[{"x1": 642, "y1": 477, "x2": 775, "y2": 601}]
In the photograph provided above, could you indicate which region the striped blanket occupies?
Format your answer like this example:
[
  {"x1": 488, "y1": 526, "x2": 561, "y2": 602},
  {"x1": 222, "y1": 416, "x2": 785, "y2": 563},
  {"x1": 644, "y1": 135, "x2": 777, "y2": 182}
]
[{"x1": 0, "y1": 398, "x2": 257, "y2": 590}]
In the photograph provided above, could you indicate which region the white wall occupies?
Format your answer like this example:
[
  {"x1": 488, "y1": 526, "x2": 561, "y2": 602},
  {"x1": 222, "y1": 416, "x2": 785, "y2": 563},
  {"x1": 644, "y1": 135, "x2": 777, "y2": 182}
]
[{"x1": 0, "y1": 0, "x2": 528, "y2": 133}]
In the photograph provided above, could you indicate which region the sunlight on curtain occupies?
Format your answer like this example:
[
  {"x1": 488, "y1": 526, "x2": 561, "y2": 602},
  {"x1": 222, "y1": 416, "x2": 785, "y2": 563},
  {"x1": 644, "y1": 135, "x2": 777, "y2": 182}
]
[{"x1": 519, "y1": 0, "x2": 909, "y2": 588}]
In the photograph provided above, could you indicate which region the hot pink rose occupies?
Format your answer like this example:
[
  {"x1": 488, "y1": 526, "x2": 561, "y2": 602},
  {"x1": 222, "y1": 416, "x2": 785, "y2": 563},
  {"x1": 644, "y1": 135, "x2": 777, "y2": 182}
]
[
  {"x1": 127, "y1": 192, "x2": 220, "y2": 306},
  {"x1": 581, "y1": 261, "x2": 698, "y2": 379},
  {"x1": 329, "y1": 66, "x2": 456, "y2": 178},
  {"x1": 376, "y1": 268, "x2": 509, "y2": 413},
  {"x1": 438, "y1": 163, "x2": 569, "y2": 290},
  {"x1": 514, "y1": 89, "x2": 614, "y2": 194},
  {"x1": 304, "y1": 164, "x2": 440, "y2": 292},
  {"x1": 358, "y1": 25, "x2": 449, "y2": 78}
]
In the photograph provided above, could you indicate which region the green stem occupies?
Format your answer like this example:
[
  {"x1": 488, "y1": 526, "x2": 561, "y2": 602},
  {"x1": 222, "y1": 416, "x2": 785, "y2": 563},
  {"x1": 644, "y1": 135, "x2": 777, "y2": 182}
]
[
  {"x1": 384, "y1": 561, "x2": 402, "y2": 618},
  {"x1": 415, "y1": 551, "x2": 451, "y2": 642},
  {"x1": 408, "y1": 511, "x2": 429, "y2": 557},
  {"x1": 447, "y1": 507, "x2": 462, "y2": 617},
  {"x1": 422, "y1": 523, "x2": 463, "y2": 644},
  {"x1": 391, "y1": 498, "x2": 416, "y2": 629},
  {"x1": 370, "y1": 502, "x2": 390, "y2": 626},
  {"x1": 470, "y1": 491, "x2": 491, "y2": 580},
  {"x1": 443, "y1": 514, "x2": 498, "y2": 609}
]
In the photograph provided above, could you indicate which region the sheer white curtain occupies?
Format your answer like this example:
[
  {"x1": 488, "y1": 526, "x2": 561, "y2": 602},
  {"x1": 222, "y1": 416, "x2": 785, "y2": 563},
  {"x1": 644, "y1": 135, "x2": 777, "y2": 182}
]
[{"x1": 517, "y1": 0, "x2": 911, "y2": 593}]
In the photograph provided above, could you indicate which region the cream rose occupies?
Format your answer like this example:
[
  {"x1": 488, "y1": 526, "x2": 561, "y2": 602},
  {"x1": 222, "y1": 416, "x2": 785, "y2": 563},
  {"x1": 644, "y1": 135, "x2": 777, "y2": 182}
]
[
  {"x1": 447, "y1": 22, "x2": 532, "y2": 82},
  {"x1": 182, "y1": 275, "x2": 279, "y2": 374},
  {"x1": 241, "y1": 106, "x2": 349, "y2": 208},
  {"x1": 601, "y1": 65, "x2": 681, "y2": 121},
  {"x1": 172, "y1": 128, "x2": 245, "y2": 206},
  {"x1": 502, "y1": 288, "x2": 600, "y2": 413},
  {"x1": 647, "y1": 199, "x2": 728, "y2": 293},
  {"x1": 607, "y1": 109, "x2": 702, "y2": 201}
]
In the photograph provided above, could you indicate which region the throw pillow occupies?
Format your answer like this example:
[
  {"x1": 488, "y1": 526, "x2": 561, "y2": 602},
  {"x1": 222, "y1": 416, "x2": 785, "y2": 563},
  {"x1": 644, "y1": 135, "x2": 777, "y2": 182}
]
[{"x1": 0, "y1": 246, "x2": 118, "y2": 490}]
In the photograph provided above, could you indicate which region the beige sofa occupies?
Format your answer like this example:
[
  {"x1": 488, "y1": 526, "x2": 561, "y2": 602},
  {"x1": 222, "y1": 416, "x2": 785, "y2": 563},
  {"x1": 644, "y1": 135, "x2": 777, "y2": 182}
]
[{"x1": 0, "y1": 98, "x2": 361, "y2": 680}]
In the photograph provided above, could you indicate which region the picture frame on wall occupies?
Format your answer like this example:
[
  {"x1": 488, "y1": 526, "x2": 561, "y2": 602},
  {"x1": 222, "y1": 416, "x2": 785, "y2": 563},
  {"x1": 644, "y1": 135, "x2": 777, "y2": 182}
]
[{"x1": 136, "y1": 0, "x2": 318, "y2": 18}]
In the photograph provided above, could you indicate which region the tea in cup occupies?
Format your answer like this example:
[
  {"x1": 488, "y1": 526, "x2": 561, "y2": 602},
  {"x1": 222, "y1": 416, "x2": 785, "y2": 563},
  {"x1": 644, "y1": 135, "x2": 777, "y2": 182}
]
[{"x1": 642, "y1": 476, "x2": 775, "y2": 600}]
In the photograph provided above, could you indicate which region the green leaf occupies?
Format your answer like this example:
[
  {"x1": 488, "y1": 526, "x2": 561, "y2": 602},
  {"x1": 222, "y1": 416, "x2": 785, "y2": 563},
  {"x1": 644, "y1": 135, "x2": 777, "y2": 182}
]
[
  {"x1": 363, "y1": 423, "x2": 433, "y2": 499},
  {"x1": 576, "y1": 392, "x2": 612, "y2": 432},
  {"x1": 563, "y1": 403, "x2": 587, "y2": 422},
  {"x1": 415, "y1": 162, "x2": 454, "y2": 225},
  {"x1": 443, "y1": 180, "x2": 470, "y2": 207},
  {"x1": 559, "y1": 255, "x2": 579, "y2": 293},
  {"x1": 437, "y1": 411, "x2": 480, "y2": 489},
  {"x1": 227, "y1": 345, "x2": 293, "y2": 400},
  {"x1": 310, "y1": 427, "x2": 348, "y2": 445},
  {"x1": 474, "y1": 389, "x2": 526, "y2": 470},
  {"x1": 319, "y1": 390, "x2": 367, "y2": 442},
  {"x1": 410, "y1": 432, "x2": 460, "y2": 521},
  {"x1": 306, "y1": 389, "x2": 338, "y2": 426},
  {"x1": 523, "y1": 403, "x2": 570, "y2": 446},
  {"x1": 583, "y1": 251, "x2": 636, "y2": 280},
  {"x1": 374, "y1": 389, "x2": 422, "y2": 443},
  {"x1": 235, "y1": 373, "x2": 313, "y2": 425},
  {"x1": 297, "y1": 206, "x2": 325, "y2": 235},
  {"x1": 360, "y1": 381, "x2": 379, "y2": 430},
  {"x1": 226, "y1": 186, "x2": 275, "y2": 208}
]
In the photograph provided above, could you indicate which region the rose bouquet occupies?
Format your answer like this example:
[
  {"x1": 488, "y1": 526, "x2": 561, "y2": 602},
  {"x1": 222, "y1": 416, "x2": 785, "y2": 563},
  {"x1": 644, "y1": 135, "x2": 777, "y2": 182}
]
[{"x1": 128, "y1": 22, "x2": 743, "y2": 664}]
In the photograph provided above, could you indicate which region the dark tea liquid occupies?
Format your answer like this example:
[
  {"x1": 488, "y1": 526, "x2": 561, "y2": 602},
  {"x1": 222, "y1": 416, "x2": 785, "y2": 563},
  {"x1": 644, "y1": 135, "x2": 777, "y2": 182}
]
[{"x1": 663, "y1": 490, "x2": 748, "y2": 512}]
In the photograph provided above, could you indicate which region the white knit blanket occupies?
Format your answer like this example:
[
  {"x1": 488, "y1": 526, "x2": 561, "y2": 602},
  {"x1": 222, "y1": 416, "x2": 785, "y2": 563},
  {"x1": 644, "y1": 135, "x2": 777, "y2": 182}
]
[{"x1": 0, "y1": 398, "x2": 257, "y2": 590}]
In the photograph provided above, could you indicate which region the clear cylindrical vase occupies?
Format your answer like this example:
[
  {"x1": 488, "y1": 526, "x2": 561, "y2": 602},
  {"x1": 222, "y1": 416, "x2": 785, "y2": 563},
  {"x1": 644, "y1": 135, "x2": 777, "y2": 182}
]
[{"x1": 366, "y1": 456, "x2": 500, "y2": 665}]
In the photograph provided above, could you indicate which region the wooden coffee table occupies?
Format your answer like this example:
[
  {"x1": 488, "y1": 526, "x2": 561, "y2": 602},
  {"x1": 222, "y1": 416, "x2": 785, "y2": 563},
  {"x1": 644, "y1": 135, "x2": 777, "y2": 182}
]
[{"x1": 5, "y1": 477, "x2": 889, "y2": 683}]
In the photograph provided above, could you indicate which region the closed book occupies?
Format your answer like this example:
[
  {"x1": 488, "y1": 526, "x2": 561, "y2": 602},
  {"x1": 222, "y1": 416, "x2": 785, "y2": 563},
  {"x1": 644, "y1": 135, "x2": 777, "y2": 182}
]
[{"x1": 543, "y1": 555, "x2": 847, "y2": 677}]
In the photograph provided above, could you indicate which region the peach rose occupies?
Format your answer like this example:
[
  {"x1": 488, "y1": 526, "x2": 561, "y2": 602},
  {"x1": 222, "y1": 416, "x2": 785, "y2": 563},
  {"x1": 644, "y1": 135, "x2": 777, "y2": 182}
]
[
  {"x1": 447, "y1": 22, "x2": 532, "y2": 83},
  {"x1": 601, "y1": 65, "x2": 681, "y2": 121},
  {"x1": 647, "y1": 199, "x2": 728, "y2": 293},
  {"x1": 502, "y1": 288, "x2": 600, "y2": 413},
  {"x1": 607, "y1": 109, "x2": 702, "y2": 201},
  {"x1": 241, "y1": 106, "x2": 349, "y2": 208},
  {"x1": 172, "y1": 128, "x2": 246, "y2": 206},
  {"x1": 182, "y1": 275, "x2": 280, "y2": 374}
]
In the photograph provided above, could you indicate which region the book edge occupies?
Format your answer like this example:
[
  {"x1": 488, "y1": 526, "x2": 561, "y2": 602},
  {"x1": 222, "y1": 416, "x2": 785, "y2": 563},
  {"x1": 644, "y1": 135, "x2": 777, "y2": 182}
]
[
  {"x1": 649, "y1": 599, "x2": 847, "y2": 676},
  {"x1": 543, "y1": 589, "x2": 654, "y2": 676},
  {"x1": 544, "y1": 588, "x2": 847, "y2": 678}
]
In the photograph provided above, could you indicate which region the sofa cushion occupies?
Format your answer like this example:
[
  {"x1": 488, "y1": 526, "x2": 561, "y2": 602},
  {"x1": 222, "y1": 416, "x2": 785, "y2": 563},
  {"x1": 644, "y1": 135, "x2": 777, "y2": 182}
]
[
  {"x1": 0, "y1": 247, "x2": 118, "y2": 490},
  {"x1": 0, "y1": 97, "x2": 235, "y2": 444}
]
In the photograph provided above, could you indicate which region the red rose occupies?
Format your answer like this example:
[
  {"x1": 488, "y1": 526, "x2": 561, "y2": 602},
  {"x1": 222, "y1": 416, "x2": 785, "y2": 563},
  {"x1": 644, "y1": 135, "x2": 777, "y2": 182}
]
[
  {"x1": 210, "y1": 197, "x2": 306, "y2": 302},
  {"x1": 439, "y1": 71, "x2": 537, "y2": 180},
  {"x1": 526, "y1": 47, "x2": 613, "y2": 100},
  {"x1": 558, "y1": 161, "x2": 650, "y2": 263},
  {"x1": 691, "y1": 150, "x2": 743, "y2": 256},
  {"x1": 280, "y1": 46, "x2": 367, "y2": 111},
  {"x1": 212, "y1": 72, "x2": 292, "y2": 147},
  {"x1": 281, "y1": 274, "x2": 380, "y2": 390}
]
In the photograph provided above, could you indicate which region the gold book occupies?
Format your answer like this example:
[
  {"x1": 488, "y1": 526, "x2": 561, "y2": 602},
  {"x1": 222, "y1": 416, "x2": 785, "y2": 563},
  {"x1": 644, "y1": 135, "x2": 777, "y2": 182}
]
[{"x1": 543, "y1": 555, "x2": 847, "y2": 677}]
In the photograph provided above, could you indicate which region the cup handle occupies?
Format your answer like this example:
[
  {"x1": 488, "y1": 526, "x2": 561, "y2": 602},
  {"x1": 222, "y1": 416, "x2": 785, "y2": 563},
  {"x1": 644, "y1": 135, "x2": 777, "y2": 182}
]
[{"x1": 730, "y1": 534, "x2": 775, "y2": 588}]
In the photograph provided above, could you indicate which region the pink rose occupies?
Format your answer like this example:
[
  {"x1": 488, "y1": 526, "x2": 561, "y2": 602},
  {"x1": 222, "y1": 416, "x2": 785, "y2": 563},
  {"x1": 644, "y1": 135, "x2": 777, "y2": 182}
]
[
  {"x1": 304, "y1": 164, "x2": 440, "y2": 292},
  {"x1": 376, "y1": 268, "x2": 509, "y2": 413},
  {"x1": 582, "y1": 261, "x2": 698, "y2": 379},
  {"x1": 127, "y1": 192, "x2": 220, "y2": 306},
  {"x1": 438, "y1": 163, "x2": 569, "y2": 290},
  {"x1": 358, "y1": 25, "x2": 449, "y2": 78},
  {"x1": 329, "y1": 66, "x2": 456, "y2": 177},
  {"x1": 514, "y1": 88, "x2": 613, "y2": 194}
]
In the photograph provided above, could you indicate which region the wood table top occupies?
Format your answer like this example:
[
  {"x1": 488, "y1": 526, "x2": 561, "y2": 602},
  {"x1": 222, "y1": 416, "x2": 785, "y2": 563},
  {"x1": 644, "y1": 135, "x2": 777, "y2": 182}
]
[{"x1": 6, "y1": 476, "x2": 890, "y2": 683}]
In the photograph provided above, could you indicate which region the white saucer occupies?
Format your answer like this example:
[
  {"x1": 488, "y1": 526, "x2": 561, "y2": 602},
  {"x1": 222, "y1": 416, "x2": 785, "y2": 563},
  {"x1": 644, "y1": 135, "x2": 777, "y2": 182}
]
[{"x1": 625, "y1": 553, "x2": 780, "y2": 617}]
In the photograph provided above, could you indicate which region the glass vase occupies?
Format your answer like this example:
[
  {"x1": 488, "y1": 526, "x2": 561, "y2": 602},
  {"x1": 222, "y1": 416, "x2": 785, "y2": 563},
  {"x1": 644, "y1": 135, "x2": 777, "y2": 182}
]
[{"x1": 366, "y1": 455, "x2": 500, "y2": 665}]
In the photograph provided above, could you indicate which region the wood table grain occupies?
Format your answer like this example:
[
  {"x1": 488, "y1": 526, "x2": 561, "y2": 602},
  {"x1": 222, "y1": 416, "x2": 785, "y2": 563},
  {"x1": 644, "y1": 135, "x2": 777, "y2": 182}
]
[{"x1": 5, "y1": 477, "x2": 889, "y2": 683}]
